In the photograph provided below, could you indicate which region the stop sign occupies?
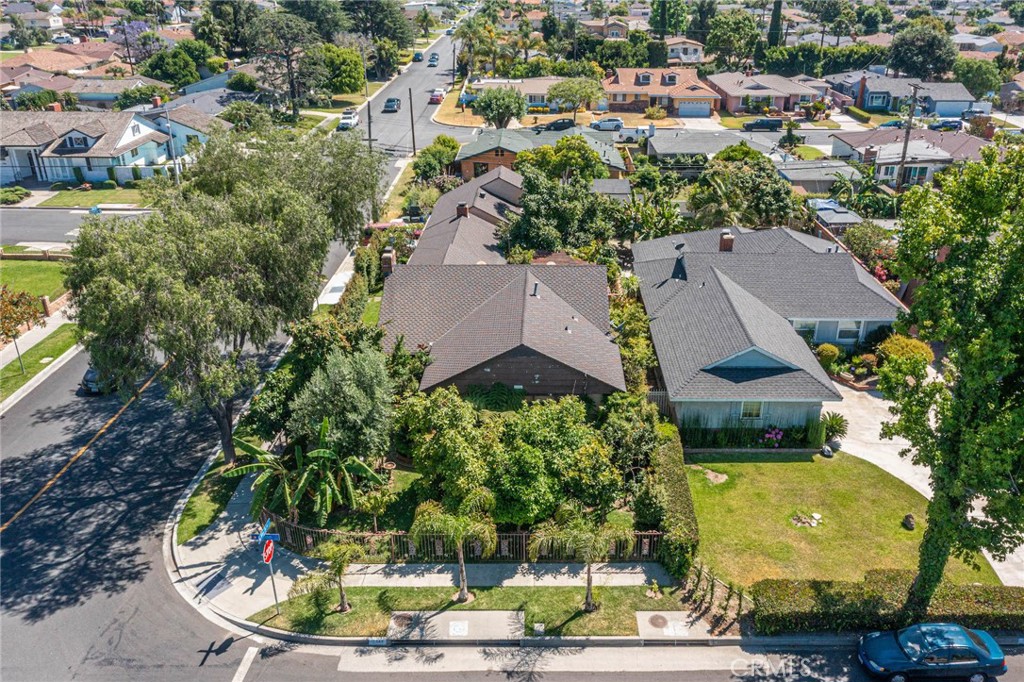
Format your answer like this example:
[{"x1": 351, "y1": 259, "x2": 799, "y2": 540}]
[{"x1": 262, "y1": 539, "x2": 274, "y2": 564}]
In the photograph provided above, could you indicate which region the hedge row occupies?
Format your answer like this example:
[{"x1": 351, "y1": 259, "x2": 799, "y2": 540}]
[
  {"x1": 652, "y1": 422, "x2": 700, "y2": 581},
  {"x1": 846, "y1": 105, "x2": 872, "y2": 123},
  {"x1": 751, "y1": 570, "x2": 1024, "y2": 634}
]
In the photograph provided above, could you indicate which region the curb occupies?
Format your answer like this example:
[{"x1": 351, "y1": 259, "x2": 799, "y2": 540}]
[
  {"x1": 0, "y1": 340, "x2": 82, "y2": 416},
  {"x1": 2, "y1": 205, "x2": 150, "y2": 212}
]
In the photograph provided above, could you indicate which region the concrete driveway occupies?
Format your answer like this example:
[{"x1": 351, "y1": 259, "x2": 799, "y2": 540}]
[{"x1": 829, "y1": 382, "x2": 1024, "y2": 586}]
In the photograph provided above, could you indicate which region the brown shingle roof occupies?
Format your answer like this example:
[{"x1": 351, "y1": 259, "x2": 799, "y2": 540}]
[
  {"x1": 2, "y1": 50, "x2": 103, "y2": 73},
  {"x1": 0, "y1": 111, "x2": 167, "y2": 158},
  {"x1": 602, "y1": 67, "x2": 719, "y2": 99}
]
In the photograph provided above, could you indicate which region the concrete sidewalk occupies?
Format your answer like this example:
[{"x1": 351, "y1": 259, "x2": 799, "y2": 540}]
[{"x1": 0, "y1": 310, "x2": 73, "y2": 370}]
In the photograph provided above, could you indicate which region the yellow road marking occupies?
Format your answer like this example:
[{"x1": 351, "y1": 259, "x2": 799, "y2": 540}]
[{"x1": 0, "y1": 364, "x2": 166, "y2": 534}]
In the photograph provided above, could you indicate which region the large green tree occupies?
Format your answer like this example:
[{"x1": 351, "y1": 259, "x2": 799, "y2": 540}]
[
  {"x1": 141, "y1": 47, "x2": 200, "y2": 88},
  {"x1": 545, "y1": 77, "x2": 603, "y2": 122},
  {"x1": 246, "y1": 12, "x2": 322, "y2": 117},
  {"x1": 689, "y1": 150, "x2": 795, "y2": 228},
  {"x1": 320, "y1": 44, "x2": 366, "y2": 95},
  {"x1": 879, "y1": 145, "x2": 1024, "y2": 615},
  {"x1": 888, "y1": 23, "x2": 957, "y2": 79},
  {"x1": 705, "y1": 10, "x2": 760, "y2": 70},
  {"x1": 472, "y1": 86, "x2": 527, "y2": 128},
  {"x1": 513, "y1": 134, "x2": 608, "y2": 182},
  {"x1": 341, "y1": 0, "x2": 414, "y2": 48},
  {"x1": 282, "y1": 0, "x2": 350, "y2": 42},
  {"x1": 504, "y1": 168, "x2": 615, "y2": 252},
  {"x1": 953, "y1": 57, "x2": 1001, "y2": 99},
  {"x1": 686, "y1": 0, "x2": 717, "y2": 41},
  {"x1": 767, "y1": 0, "x2": 784, "y2": 47}
]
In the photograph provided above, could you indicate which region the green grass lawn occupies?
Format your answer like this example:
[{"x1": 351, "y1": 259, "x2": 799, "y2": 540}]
[
  {"x1": 250, "y1": 584, "x2": 683, "y2": 637},
  {"x1": 40, "y1": 188, "x2": 145, "y2": 208},
  {"x1": 1, "y1": 45, "x2": 58, "y2": 61},
  {"x1": 176, "y1": 454, "x2": 243, "y2": 545},
  {"x1": 793, "y1": 145, "x2": 825, "y2": 160},
  {"x1": 0, "y1": 324, "x2": 78, "y2": 401},
  {"x1": 865, "y1": 113, "x2": 901, "y2": 127},
  {"x1": 810, "y1": 119, "x2": 840, "y2": 129},
  {"x1": 1, "y1": 259, "x2": 67, "y2": 300},
  {"x1": 687, "y1": 451, "x2": 1000, "y2": 587},
  {"x1": 362, "y1": 297, "x2": 381, "y2": 326},
  {"x1": 382, "y1": 160, "x2": 418, "y2": 220},
  {"x1": 307, "y1": 82, "x2": 386, "y2": 113},
  {"x1": 717, "y1": 112, "x2": 758, "y2": 130}
]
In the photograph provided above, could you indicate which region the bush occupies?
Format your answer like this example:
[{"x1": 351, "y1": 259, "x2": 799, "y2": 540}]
[
  {"x1": 651, "y1": 423, "x2": 699, "y2": 580},
  {"x1": 0, "y1": 186, "x2": 31, "y2": 205},
  {"x1": 107, "y1": 167, "x2": 117, "y2": 183},
  {"x1": 816, "y1": 343, "x2": 840, "y2": 371},
  {"x1": 123, "y1": 179, "x2": 142, "y2": 189},
  {"x1": 332, "y1": 271, "x2": 369, "y2": 326},
  {"x1": 862, "y1": 325, "x2": 893, "y2": 351},
  {"x1": 632, "y1": 474, "x2": 667, "y2": 530},
  {"x1": 238, "y1": 364, "x2": 298, "y2": 440},
  {"x1": 877, "y1": 334, "x2": 934, "y2": 366},
  {"x1": 820, "y1": 411, "x2": 849, "y2": 442},
  {"x1": 49, "y1": 182, "x2": 68, "y2": 191},
  {"x1": 207, "y1": 56, "x2": 229, "y2": 74},
  {"x1": 227, "y1": 72, "x2": 258, "y2": 93},
  {"x1": 750, "y1": 570, "x2": 1024, "y2": 634},
  {"x1": 73, "y1": 167, "x2": 85, "y2": 184},
  {"x1": 644, "y1": 105, "x2": 667, "y2": 120},
  {"x1": 131, "y1": 166, "x2": 142, "y2": 181},
  {"x1": 846, "y1": 105, "x2": 871, "y2": 123},
  {"x1": 95, "y1": 179, "x2": 117, "y2": 190}
]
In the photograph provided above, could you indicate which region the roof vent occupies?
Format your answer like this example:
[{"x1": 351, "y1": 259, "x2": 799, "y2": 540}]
[
  {"x1": 532, "y1": 282, "x2": 539, "y2": 297},
  {"x1": 565, "y1": 326, "x2": 572, "y2": 334},
  {"x1": 479, "y1": 190, "x2": 486, "y2": 198}
]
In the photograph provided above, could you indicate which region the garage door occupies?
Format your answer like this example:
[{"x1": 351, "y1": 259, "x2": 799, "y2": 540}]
[{"x1": 676, "y1": 101, "x2": 711, "y2": 117}]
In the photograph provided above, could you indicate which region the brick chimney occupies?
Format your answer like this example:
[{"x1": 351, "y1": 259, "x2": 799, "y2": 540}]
[
  {"x1": 862, "y1": 144, "x2": 878, "y2": 165},
  {"x1": 719, "y1": 228, "x2": 734, "y2": 252},
  {"x1": 855, "y1": 74, "x2": 867, "y2": 109},
  {"x1": 456, "y1": 201, "x2": 468, "y2": 218},
  {"x1": 381, "y1": 247, "x2": 396, "y2": 276},
  {"x1": 46, "y1": 102, "x2": 62, "y2": 112},
  {"x1": 151, "y1": 95, "x2": 162, "y2": 108}
]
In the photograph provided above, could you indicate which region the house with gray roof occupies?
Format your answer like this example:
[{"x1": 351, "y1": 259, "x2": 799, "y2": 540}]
[
  {"x1": 824, "y1": 70, "x2": 976, "y2": 117},
  {"x1": 633, "y1": 227, "x2": 904, "y2": 429},
  {"x1": 774, "y1": 159, "x2": 861, "y2": 194},
  {"x1": 807, "y1": 198, "x2": 863, "y2": 234},
  {"x1": 646, "y1": 131, "x2": 772, "y2": 161},
  {"x1": 379, "y1": 263, "x2": 626, "y2": 397},
  {"x1": 455, "y1": 127, "x2": 627, "y2": 178},
  {"x1": 830, "y1": 128, "x2": 989, "y2": 187}
]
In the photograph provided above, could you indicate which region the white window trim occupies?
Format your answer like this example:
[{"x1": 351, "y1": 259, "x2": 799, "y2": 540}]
[
  {"x1": 836, "y1": 320, "x2": 863, "y2": 342},
  {"x1": 740, "y1": 401, "x2": 764, "y2": 421}
]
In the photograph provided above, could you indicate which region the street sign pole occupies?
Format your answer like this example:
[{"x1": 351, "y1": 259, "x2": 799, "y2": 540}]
[{"x1": 268, "y1": 559, "x2": 281, "y2": 616}]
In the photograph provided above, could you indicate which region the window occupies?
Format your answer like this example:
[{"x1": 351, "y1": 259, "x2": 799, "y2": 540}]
[
  {"x1": 837, "y1": 320, "x2": 862, "y2": 341},
  {"x1": 527, "y1": 94, "x2": 544, "y2": 104},
  {"x1": 613, "y1": 93, "x2": 627, "y2": 102},
  {"x1": 131, "y1": 123, "x2": 141, "y2": 136},
  {"x1": 639, "y1": 73, "x2": 650, "y2": 84},
  {"x1": 948, "y1": 651, "x2": 978, "y2": 664},
  {"x1": 473, "y1": 162, "x2": 489, "y2": 177},
  {"x1": 494, "y1": 148, "x2": 505, "y2": 157},
  {"x1": 792, "y1": 319, "x2": 817, "y2": 338},
  {"x1": 665, "y1": 74, "x2": 677, "y2": 85},
  {"x1": 609, "y1": 29, "x2": 620, "y2": 37},
  {"x1": 868, "y1": 93, "x2": 887, "y2": 107},
  {"x1": 740, "y1": 401, "x2": 763, "y2": 420},
  {"x1": 882, "y1": 165, "x2": 895, "y2": 177},
  {"x1": 131, "y1": 146, "x2": 140, "y2": 159}
]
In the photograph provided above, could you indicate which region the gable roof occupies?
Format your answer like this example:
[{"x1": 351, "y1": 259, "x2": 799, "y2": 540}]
[
  {"x1": 824, "y1": 70, "x2": 975, "y2": 102},
  {"x1": 379, "y1": 264, "x2": 626, "y2": 392},
  {"x1": 602, "y1": 68, "x2": 720, "y2": 99},
  {"x1": 162, "y1": 104, "x2": 233, "y2": 133},
  {"x1": 0, "y1": 110, "x2": 167, "y2": 158},
  {"x1": 632, "y1": 228, "x2": 904, "y2": 401},
  {"x1": 1, "y1": 50, "x2": 102, "y2": 74},
  {"x1": 647, "y1": 130, "x2": 771, "y2": 157},
  {"x1": 409, "y1": 166, "x2": 523, "y2": 266},
  {"x1": 65, "y1": 75, "x2": 172, "y2": 96},
  {"x1": 706, "y1": 71, "x2": 819, "y2": 98},
  {"x1": 455, "y1": 128, "x2": 627, "y2": 171},
  {"x1": 831, "y1": 128, "x2": 990, "y2": 162}
]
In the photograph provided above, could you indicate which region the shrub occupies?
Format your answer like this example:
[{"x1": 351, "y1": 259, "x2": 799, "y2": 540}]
[
  {"x1": 73, "y1": 167, "x2": 85, "y2": 184},
  {"x1": 0, "y1": 186, "x2": 31, "y2": 205},
  {"x1": 131, "y1": 166, "x2": 142, "y2": 181},
  {"x1": 227, "y1": 72, "x2": 259, "y2": 93},
  {"x1": 107, "y1": 167, "x2": 117, "y2": 182},
  {"x1": 238, "y1": 364, "x2": 298, "y2": 440},
  {"x1": 846, "y1": 105, "x2": 871, "y2": 123},
  {"x1": 652, "y1": 423, "x2": 699, "y2": 580},
  {"x1": 49, "y1": 182, "x2": 68, "y2": 191},
  {"x1": 464, "y1": 382, "x2": 526, "y2": 411},
  {"x1": 332, "y1": 272, "x2": 368, "y2": 326},
  {"x1": 816, "y1": 343, "x2": 840, "y2": 371},
  {"x1": 95, "y1": 179, "x2": 117, "y2": 190},
  {"x1": 820, "y1": 411, "x2": 849, "y2": 442},
  {"x1": 207, "y1": 56, "x2": 229, "y2": 74},
  {"x1": 877, "y1": 334, "x2": 934, "y2": 366},
  {"x1": 644, "y1": 105, "x2": 667, "y2": 120},
  {"x1": 862, "y1": 325, "x2": 893, "y2": 351},
  {"x1": 750, "y1": 570, "x2": 1024, "y2": 634},
  {"x1": 806, "y1": 417, "x2": 826, "y2": 448},
  {"x1": 632, "y1": 474, "x2": 667, "y2": 530},
  {"x1": 123, "y1": 179, "x2": 141, "y2": 189}
]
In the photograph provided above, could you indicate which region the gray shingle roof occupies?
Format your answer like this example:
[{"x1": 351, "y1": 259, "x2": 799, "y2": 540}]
[
  {"x1": 0, "y1": 111, "x2": 168, "y2": 158},
  {"x1": 456, "y1": 127, "x2": 626, "y2": 170},
  {"x1": 633, "y1": 228, "x2": 904, "y2": 401},
  {"x1": 647, "y1": 130, "x2": 772, "y2": 157},
  {"x1": 379, "y1": 264, "x2": 626, "y2": 392}
]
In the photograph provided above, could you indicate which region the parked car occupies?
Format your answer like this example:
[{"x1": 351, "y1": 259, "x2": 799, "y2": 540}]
[
  {"x1": 544, "y1": 118, "x2": 576, "y2": 131},
  {"x1": 961, "y1": 109, "x2": 988, "y2": 121},
  {"x1": 614, "y1": 126, "x2": 652, "y2": 143},
  {"x1": 81, "y1": 366, "x2": 109, "y2": 395},
  {"x1": 52, "y1": 33, "x2": 80, "y2": 45},
  {"x1": 445, "y1": 27, "x2": 454, "y2": 35},
  {"x1": 590, "y1": 117, "x2": 625, "y2": 131},
  {"x1": 858, "y1": 623, "x2": 1006, "y2": 682},
  {"x1": 427, "y1": 59, "x2": 438, "y2": 67},
  {"x1": 742, "y1": 118, "x2": 783, "y2": 132},
  {"x1": 412, "y1": 52, "x2": 424, "y2": 62},
  {"x1": 877, "y1": 119, "x2": 904, "y2": 129},
  {"x1": 429, "y1": 52, "x2": 439, "y2": 61},
  {"x1": 335, "y1": 109, "x2": 359, "y2": 130},
  {"x1": 928, "y1": 119, "x2": 963, "y2": 131},
  {"x1": 429, "y1": 88, "x2": 445, "y2": 104},
  {"x1": 382, "y1": 97, "x2": 402, "y2": 113}
]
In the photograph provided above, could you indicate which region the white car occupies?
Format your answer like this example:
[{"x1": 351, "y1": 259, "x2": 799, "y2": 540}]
[
  {"x1": 52, "y1": 33, "x2": 80, "y2": 45},
  {"x1": 590, "y1": 117, "x2": 625, "y2": 131},
  {"x1": 614, "y1": 126, "x2": 653, "y2": 143},
  {"x1": 335, "y1": 109, "x2": 360, "y2": 131}
]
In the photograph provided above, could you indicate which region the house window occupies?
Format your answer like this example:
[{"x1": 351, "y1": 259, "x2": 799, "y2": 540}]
[
  {"x1": 837, "y1": 320, "x2": 862, "y2": 342},
  {"x1": 613, "y1": 93, "x2": 627, "y2": 102},
  {"x1": 131, "y1": 123, "x2": 141, "y2": 135},
  {"x1": 867, "y1": 93, "x2": 887, "y2": 107},
  {"x1": 609, "y1": 29, "x2": 620, "y2": 37},
  {"x1": 494, "y1": 148, "x2": 506, "y2": 157},
  {"x1": 740, "y1": 401, "x2": 763, "y2": 421},
  {"x1": 527, "y1": 94, "x2": 544, "y2": 104},
  {"x1": 882, "y1": 165, "x2": 895, "y2": 177},
  {"x1": 792, "y1": 319, "x2": 817, "y2": 338},
  {"x1": 131, "y1": 146, "x2": 140, "y2": 159},
  {"x1": 473, "y1": 162, "x2": 489, "y2": 176},
  {"x1": 639, "y1": 73, "x2": 651, "y2": 84},
  {"x1": 665, "y1": 75, "x2": 677, "y2": 85}
]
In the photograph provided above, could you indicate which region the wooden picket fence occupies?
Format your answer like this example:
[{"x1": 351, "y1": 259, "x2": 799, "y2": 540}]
[{"x1": 260, "y1": 509, "x2": 663, "y2": 564}]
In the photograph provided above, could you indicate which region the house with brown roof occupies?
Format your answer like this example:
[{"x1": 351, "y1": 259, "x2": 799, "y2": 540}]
[
  {"x1": 2, "y1": 49, "x2": 105, "y2": 75},
  {"x1": 664, "y1": 36, "x2": 705, "y2": 65},
  {"x1": 64, "y1": 75, "x2": 173, "y2": 109},
  {"x1": 705, "y1": 71, "x2": 821, "y2": 114},
  {"x1": 600, "y1": 67, "x2": 719, "y2": 117},
  {"x1": 829, "y1": 128, "x2": 990, "y2": 187},
  {"x1": 580, "y1": 16, "x2": 650, "y2": 39}
]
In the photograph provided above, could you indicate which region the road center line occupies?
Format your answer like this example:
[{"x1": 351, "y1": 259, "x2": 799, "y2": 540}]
[
  {"x1": 0, "y1": 363, "x2": 165, "y2": 534},
  {"x1": 231, "y1": 647, "x2": 259, "y2": 682}
]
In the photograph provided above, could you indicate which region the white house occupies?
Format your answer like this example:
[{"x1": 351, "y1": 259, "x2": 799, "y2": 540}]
[{"x1": 665, "y1": 36, "x2": 704, "y2": 64}]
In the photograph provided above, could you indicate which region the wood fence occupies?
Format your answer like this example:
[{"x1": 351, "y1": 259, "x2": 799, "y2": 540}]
[{"x1": 260, "y1": 509, "x2": 663, "y2": 564}]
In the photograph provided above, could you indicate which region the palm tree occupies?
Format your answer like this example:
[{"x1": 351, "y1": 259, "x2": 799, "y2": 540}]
[
  {"x1": 455, "y1": 16, "x2": 486, "y2": 74},
  {"x1": 415, "y1": 7, "x2": 435, "y2": 38},
  {"x1": 509, "y1": 25, "x2": 543, "y2": 61},
  {"x1": 528, "y1": 505, "x2": 635, "y2": 612},
  {"x1": 289, "y1": 540, "x2": 365, "y2": 613},
  {"x1": 409, "y1": 489, "x2": 497, "y2": 602},
  {"x1": 691, "y1": 172, "x2": 754, "y2": 228}
]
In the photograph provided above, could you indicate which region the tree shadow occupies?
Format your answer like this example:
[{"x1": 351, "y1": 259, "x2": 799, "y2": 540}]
[{"x1": 479, "y1": 645, "x2": 585, "y2": 682}]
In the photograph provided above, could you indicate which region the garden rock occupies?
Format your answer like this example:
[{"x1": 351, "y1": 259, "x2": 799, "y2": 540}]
[
  {"x1": 902, "y1": 513, "x2": 916, "y2": 531},
  {"x1": 820, "y1": 445, "x2": 833, "y2": 458}
]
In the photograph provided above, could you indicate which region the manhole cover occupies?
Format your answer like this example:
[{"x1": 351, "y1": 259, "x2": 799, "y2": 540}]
[
  {"x1": 648, "y1": 614, "x2": 668, "y2": 628},
  {"x1": 392, "y1": 614, "x2": 413, "y2": 628}
]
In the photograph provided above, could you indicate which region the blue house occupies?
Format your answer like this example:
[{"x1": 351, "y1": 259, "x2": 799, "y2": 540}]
[{"x1": 825, "y1": 70, "x2": 976, "y2": 117}]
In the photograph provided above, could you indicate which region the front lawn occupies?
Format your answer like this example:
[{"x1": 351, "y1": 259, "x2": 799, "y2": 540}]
[
  {"x1": 717, "y1": 112, "x2": 758, "y2": 129},
  {"x1": 382, "y1": 160, "x2": 418, "y2": 220},
  {"x1": 307, "y1": 82, "x2": 386, "y2": 113},
  {"x1": 39, "y1": 188, "x2": 146, "y2": 208},
  {"x1": 793, "y1": 145, "x2": 825, "y2": 160},
  {"x1": 1, "y1": 259, "x2": 67, "y2": 300},
  {"x1": 864, "y1": 113, "x2": 901, "y2": 128},
  {"x1": 809, "y1": 119, "x2": 840, "y2": 129},
  {"x1": 362, "y1": 296, "x2": 381, "y2": 326},
  {"x1": 687, "y1": 451, "x2": 1000, "y2": 587},
  {"x1": 0, "y1": 324, "x2": 78, "y2": 401},
  {"x1": 250, "y1": 584, "x2": 684, "y2": 637},
  {"x1": 176, "y1": 454, "x2": 242, "y2": 545}
]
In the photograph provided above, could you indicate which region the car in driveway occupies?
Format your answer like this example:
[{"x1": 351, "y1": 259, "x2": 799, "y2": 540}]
[
  {"x1": 928, "y1": 119, "x2": 963, "y2": 131},
  {"x1": 614, "y1": 126, "x2": 652, "y2": 143},
  {"x1": 335, "y1": 109, "x2": 359, "y2": 130},
  {"x1": 858, "y1": 623, "x2": 1006, "y2": 682},
  {"x1": 543, "y1": 117, "x2": 576, "y2": 131},
  {"x1": 877, "y1": 119, "x2": 904, "y2": 129},
  {"x1": 382, "y1": 97, "x2": 402, "y2": 113},
  {"x1": 742, "y1": 118, "x2": 783, "y2": 132},
  {"x1": 412, "y1": 52, "x2": 424, "y2": 62},
  {"x1": 429, "y1": 88, "x2": 446, "y2": 104},
  {"x1": 590, "y1": 117, "x2": 625, "y2": 131}
]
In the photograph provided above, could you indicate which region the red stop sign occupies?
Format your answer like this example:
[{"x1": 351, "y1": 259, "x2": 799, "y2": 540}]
[{"x1": 262, "y1": 539, "x2": 274, "y2": 564}]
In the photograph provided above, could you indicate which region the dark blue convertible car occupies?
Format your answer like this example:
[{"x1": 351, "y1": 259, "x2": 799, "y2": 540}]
[{"x1": 859, "y1": 623, "x2": 1007, "y2": 682}]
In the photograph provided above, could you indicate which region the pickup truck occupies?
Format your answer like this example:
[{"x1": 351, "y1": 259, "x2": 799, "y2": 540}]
[
  {"x1": 742, "y1": 118, "x2": 783, "y2": 132},
  {"x1": 614, "y1": 126, "x2": 653, "y2": 143}
]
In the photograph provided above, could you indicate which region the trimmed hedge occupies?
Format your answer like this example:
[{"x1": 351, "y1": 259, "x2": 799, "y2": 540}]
[
  {"x1": 95, "y1": 179, "x2": 117, "y2": 190},
  {"x1": 652, "y1": 422, "x2": 699, "y2": 580},
  {"x1": 751, "y1": 570, "x2": 1024, "y2": 634},
  {"x1": 846, "y1": 105, "x2": 871, "y2": 123}
]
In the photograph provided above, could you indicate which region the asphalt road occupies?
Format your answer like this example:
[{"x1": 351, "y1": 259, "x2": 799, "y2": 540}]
[{"x1": 0, "y1": 208, "x2": 97, "y2": 245}]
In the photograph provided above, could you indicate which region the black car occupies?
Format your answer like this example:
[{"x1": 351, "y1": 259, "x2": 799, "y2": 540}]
[
  {"x1": 858, "y1": 623, "x2": 1006, "y2": 682},
  {"x1": 544, "y1": 118, "x2": 575, "y2": 131},
  {"x1": 81, "y1": 366, "x2": 109, "y2": 395},
  {"x1": 928, "y1": 119, "x2": 963, "y2": 132},
  {"x1": 742, "y1": 118, "x2": 783, "y2": 132},
  {"x1": 382, "y1": 97, "x2": 402, "y2": 113}
]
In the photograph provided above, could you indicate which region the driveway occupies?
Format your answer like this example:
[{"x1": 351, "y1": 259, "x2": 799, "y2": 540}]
[{"x1": 830, "y1": 382, "x2": 1024, "y2": 586}]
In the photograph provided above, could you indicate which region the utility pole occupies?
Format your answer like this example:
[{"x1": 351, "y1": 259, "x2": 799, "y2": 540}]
[
  {"x1": 120, "y1": 19, "x2": 134, "y2": 75},
  {"x1": 162, "y1": 106, "x2": 180, "y2": 186},
  {"x1": 452, "y1": 43, "x2": 457, "y2": 88},
  {"x1": 359, "y1": 45, "x2": 374, "y2": 152},
  {"x1": 408, "y1": 87, "x2": 417, "y2": 156},
  {"x1": 895, "y1": 82, "x2": 920, "y2": 193}
]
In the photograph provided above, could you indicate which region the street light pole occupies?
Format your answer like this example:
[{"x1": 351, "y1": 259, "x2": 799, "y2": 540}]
[{"x1": 359, "y1": 45, "x2": 374, "y2": 152}]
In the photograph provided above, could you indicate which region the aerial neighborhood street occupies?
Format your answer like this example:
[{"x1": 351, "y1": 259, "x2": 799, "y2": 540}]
[{"x1": 1, "y1": 0, "x2": 1023, "y2": 680}]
